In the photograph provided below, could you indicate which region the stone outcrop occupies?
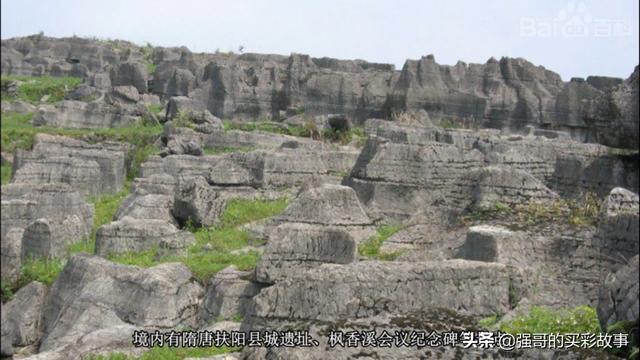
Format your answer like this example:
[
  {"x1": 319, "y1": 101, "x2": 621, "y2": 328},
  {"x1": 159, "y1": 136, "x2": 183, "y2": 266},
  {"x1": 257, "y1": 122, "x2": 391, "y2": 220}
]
[
  {"x1": 12, "y1": 133, "x2": 128, "y2": 195},
  {"x1": 245, "y1": 260, "x2": 511, "y2": 330},
  {"x1": 1, "y1": 183, "x2": 93, "y2": 262},
  {"x1": 3, "y1": 36, "x2": 636, "y2": 148},
  {"x1": 1, "y1": 281, "x2": 48, "y2": 356},
  {"x1": 597, "y1": 255, "x2": 639, "y2": 331},
  {"x1": 199, "y1": 266, "x2": 262, "y2": 325},
  {"x1": 469, "y1": 166, "x2": 559, "y2": 209},
  {"x1": 31, "y1": 100, "x2": 142, "y2": 129},
  {"x1": 173, "y1": 176, "x2": 227, "y2": 227},
  {"x1": 345, "y1": 137, "x2": 485, "y2": 220},
  {"x1": 94, "y1": 217, "x2": 196, "y2": 256},
  {"x1": 255, "y1": 223, "x2": 357, "y2": 284},
  {"x1": 596, "y1": 187, "x2": 639, "y2": 270},
  {"x1": 271, "y1": 184, "x2": 376, "y2": 242},
  {"x1": 39, "y1": 254, "x2": 203, "y2": 351}
]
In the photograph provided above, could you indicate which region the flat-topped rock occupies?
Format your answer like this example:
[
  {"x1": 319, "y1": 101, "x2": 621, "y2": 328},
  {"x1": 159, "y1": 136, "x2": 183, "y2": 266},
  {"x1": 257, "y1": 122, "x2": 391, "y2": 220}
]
[
  {"x1": 255, "y1": 223, "x2": 357, "y2": 284},
  {"x1": 13, "y1": 133, "x2": 128, "y2": 195},
  {"x1": 95, "y1": 217, "x2": 195, "y2": 256}
]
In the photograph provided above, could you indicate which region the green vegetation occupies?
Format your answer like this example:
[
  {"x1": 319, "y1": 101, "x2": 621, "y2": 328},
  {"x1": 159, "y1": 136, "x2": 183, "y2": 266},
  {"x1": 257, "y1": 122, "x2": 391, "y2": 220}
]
[
  {"x1": 87, "y1": 345, "x2": 237, "y2": 360},
  {"x1": 460, "y1": 193, "x2": 602, "y2": 230},
  {"x1": 146, "y1": 104, "x2": 164, "y2": 115},
  {"x1": 1, "y1": 111, "x2": 162, "y2": 179},
  {"x1": 202, "y1": 146, "x2": 254, "y2": 155},
  {"x1": 2, "y1": 182, "x2": 133, "y2": 302},
  {"x1": 1, "y1": 75, "x2": 82, "y2": 103},
  {"x1": 108, "y1": 198, "x2": 288, "y2": 281},
  {"x1": 146, "y1": 62, "x2": 157, "y2": 75},
  {"x1": 498, "y1": 306, "x2": 600, "y2": 335},
  {"x1": 358, "y1": 224, "x2": 403, "y2": 260},
  {"x1": 323, "y1": 125, "x2": 366, "y2": 145},
  {"x1": 439, "y1": 118, "x2": 459, "y2": 129},
  {"x1": 1, "y1": 163, "x2": 11, "y2": 184}
]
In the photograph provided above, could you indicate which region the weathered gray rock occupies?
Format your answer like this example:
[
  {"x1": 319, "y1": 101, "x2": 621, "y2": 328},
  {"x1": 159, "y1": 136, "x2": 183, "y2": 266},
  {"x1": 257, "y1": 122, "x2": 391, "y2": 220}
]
[
  {"x1": 22, "y1": 217, "x2": 92, "y2": 259},
  {"x1": 13, "y1": 134, "x2": 128, "y2": 194},
  {"x1": 40, "y1": 254, "x2": 204, "y2": 351},
  {"x1": 31, "y1": 100, "x2": 141, "y2": 129},
  {"x1": 95, "y1": 217, "x2": 195, "y2": 256},
  {"x1": 596, "y1": 187, "x2": 639, "y2": 270},
  {"x1": 12, "y1": 157, "x2": 103, "y2": 196},
  {"x1": 597, "y1": 255, "x2": 639, "y2": 331},
  {"x1": 1, "y1": 281, "x2": 47, "y2": 352},
  {"x1": 245, "y1": 260, "x2": 511, "y2": 330},
  {"x1": 1, "y1": 99, "x2": 36, "y2": 113},
  {"x1": 345, "y1": 137, "x2": 485, "y2": 220},
  {"x1": 456, "y1": 225, "x2": 534, "y2": 267},
  {"x1": 3, "y1": 36, "x2": 638, "y2": 148},
  {"x1": 199, "y1": 266, "x2": 262, "y2": 325},
  {"x1": 173, "y1": 176, "x2": 226, "y2": 227},
  {"x1": 111, "y1": 85, "x2": 140, "y2": 103},
  {"x1": 273, "y1": 184, "x2": 375, "y2": 242},
  {"x1": 255, "y1": 223, "x2": 357, "y2": 284},
  {"x1": 469, "y1": 166, "x2": 559, "y2": 209},
  {"x1": 109, "y1": 61, "x2": 148, "y2": 93},
  {"x1": 165, "y1": 96, "x2": 207, "y2": 120},
  {"x1": 1, "y1": 183, "x2": 93, "y2": 255},
  {"x1": 0, "y1": 227, "x2": 23, "y2": 283},
  {"x1": 115, "y1": 193, "x2": 177, "y2": 225}
]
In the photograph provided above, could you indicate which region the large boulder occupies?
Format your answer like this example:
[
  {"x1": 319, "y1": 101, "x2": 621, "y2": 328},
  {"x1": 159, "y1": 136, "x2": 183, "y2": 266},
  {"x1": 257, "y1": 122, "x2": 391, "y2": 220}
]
[
  {"x1": 39, "y1": 254, "x2": 204, "y2": 351},
  {"x1": 173, "y1": 176, "x2": 226, "y2": 227},
  {"x1": 199, "y1": 266, "x2": 262, "y2": 325},
  {"x1": 1, "y1": 183, "x2": 93, "y2": 264},
  {"x1": 0, "y1": 227, "x2": 24, "y2": 283},
  {"x1": 245, "y1": 260, "x2": 512, "y2": 330},
  {"x1": 109, "y1": 61, "x2": 148, "y2": 93},
  {"x1": 345, "y1": 137, "x2": 485, "y2": 220},
  {"x1": 597, "y1": 255, "x2": 639, "y2": 331},
  {"x1": 12, "y1": 134, "x2": 128, "y2": 195},
  {"x1": 31, "y1": 100, "x2": 141, "y2": 129},
  {"x1": 12, "y1": 157, "x2": 102, "y2": 197},
  {"x1": 596, "y1": 187, "x2": 639, "y2": 271},
  {"x1": 255, "y1": 223, "x2": 357, "y2": 284},
  {"x1": 1, "y1": 282, "x2": 48, "y2": 356},
  {"x1": 94, "y1": 217, "x2": 195, "y2": 257},
  {"x1": 272, "y1": 184, "x2": 376, "y2": 242},
  {"x1": 469, "y1": 166, "x2": 559, "y2": 209}
]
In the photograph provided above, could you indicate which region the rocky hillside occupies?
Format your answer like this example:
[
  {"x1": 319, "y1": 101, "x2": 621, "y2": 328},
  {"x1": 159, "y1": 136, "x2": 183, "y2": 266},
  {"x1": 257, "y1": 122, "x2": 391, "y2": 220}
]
[
  {"x1": 0, "y1": 35, "x2": 638, "y2": 359},
  {"x1": 2, "y1": 34, "x2": 639, "y2": 149}
]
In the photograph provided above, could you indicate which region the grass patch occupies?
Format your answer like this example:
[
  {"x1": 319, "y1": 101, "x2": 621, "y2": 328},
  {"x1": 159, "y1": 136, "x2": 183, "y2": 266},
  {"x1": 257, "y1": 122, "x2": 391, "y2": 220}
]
[
  {"x1": 1, "y1": 111, "x2": 162, "y2": 178},
  {"x1": 17, "y1": 257, "x2": 66, "y2": 287},
  {"x1": 146, "y1": 104, "x2": 164, "y2": 115},
  {"x1": 1, "y1": 75, "x2": 82, "y2": 103},
  {"x1": 202, "y1": 146, "x2": 254, "y2": 155},
  {"x1": 478, "y1": 315, "x2": 499, "y2": 329},
  {"x1": 1, "y1": 163, "x2": 11, "y2": 184},
  {"x1": 460, "y1": 193, "x2": 601, "y2": 230},
  {"x1": 108, "y1": 198, "x2": 288, "y2": 281},
  {"x1": 499, "y1": 305, "x2": 600, "y2": 334},
  {"x1": 68, "y1": 182, "x2": 133, "y2": 255},
  {"x1": 358, "y1": 224, "x2": 402, "y2": 260},
  {"x1": 146, "y1": 62, "x2": 157, "y2": 75},
  {"x1": 439, "y1": 118, "x2": 459, "y2": 129},
  {"x1": 220, "y1": 198, "x2": 288, "y2": 228},
  {"x1": 223, "y1": 119, "x2": 323, "y2": 139}
]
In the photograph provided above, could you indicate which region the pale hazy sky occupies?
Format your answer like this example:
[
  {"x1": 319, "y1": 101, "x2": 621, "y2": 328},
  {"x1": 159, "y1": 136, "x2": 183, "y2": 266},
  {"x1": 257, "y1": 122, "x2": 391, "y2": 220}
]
[{"x1": 2, "y1": 0, "x2": 638, "y2": 80}]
